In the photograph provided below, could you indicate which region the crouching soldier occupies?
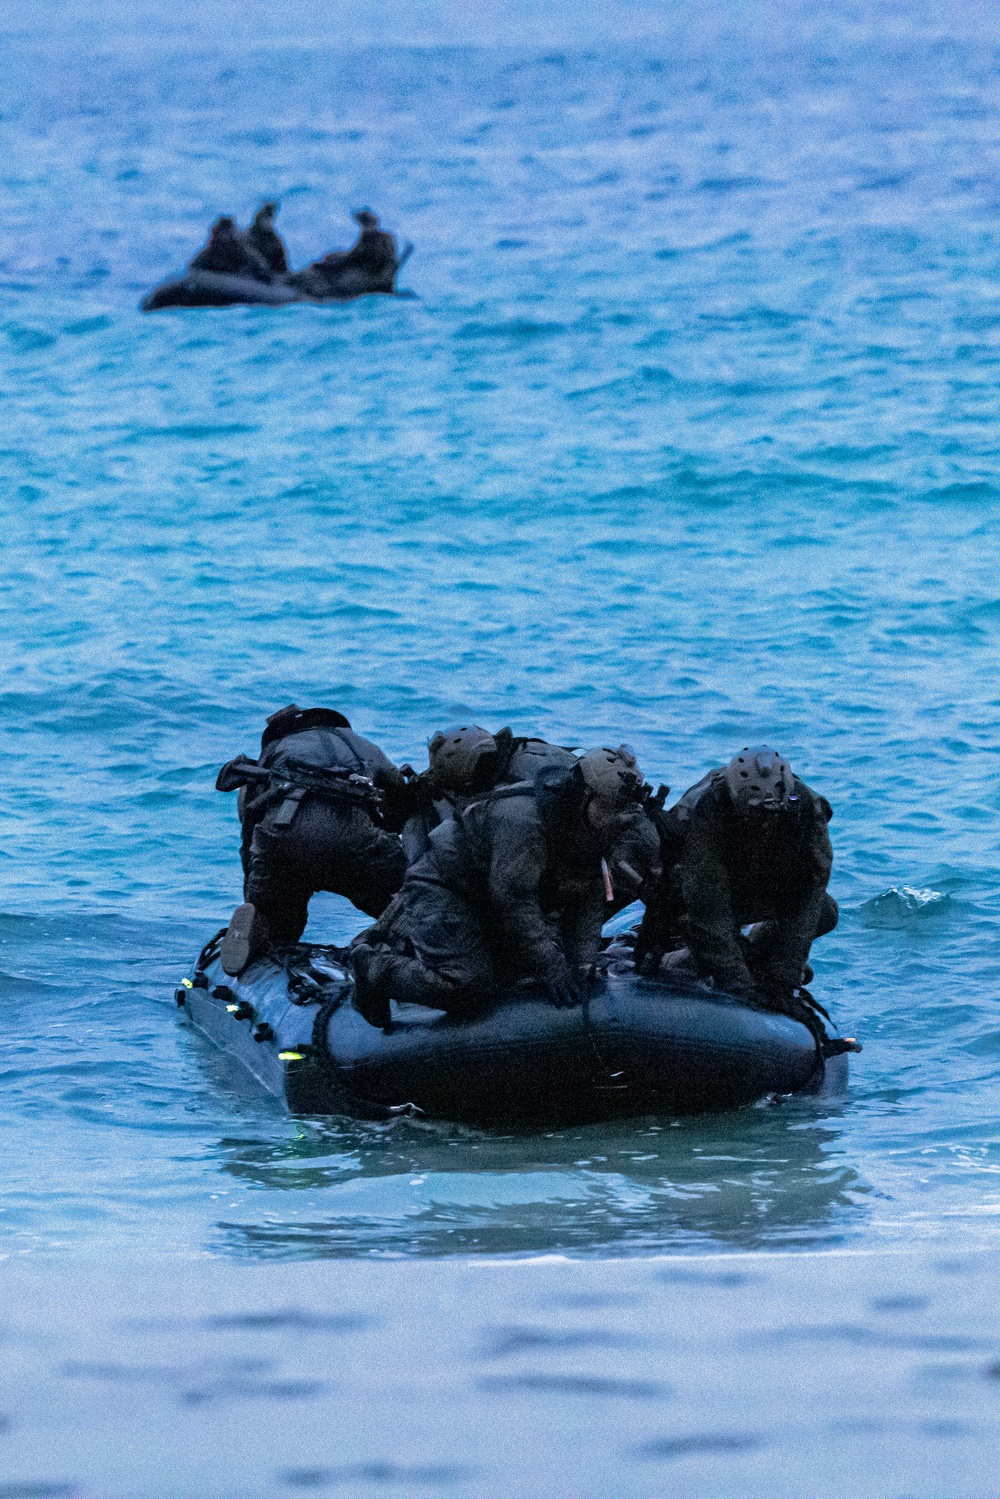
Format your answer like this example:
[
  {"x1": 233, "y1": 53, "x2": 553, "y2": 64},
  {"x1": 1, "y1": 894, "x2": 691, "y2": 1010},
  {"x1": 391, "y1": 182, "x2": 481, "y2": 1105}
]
[
  {"x1": 189, "y1": 216, "x2": 273, "y2": 281},
  {"x1": 351, "y1": 746, "x2": 649, "y2": 1028},
  {"x1": 339, "y1": 209, "x2": 399, "y2": 289},
  {"x1": 245, "y1": 202, "x2": 289, "y2": 277},
  {"x1": 636, "y1": 746, "x2": 837, "y2": 1000},
  {"x1": 217, "y1": 704, "x2": 414, "y2": 975}
]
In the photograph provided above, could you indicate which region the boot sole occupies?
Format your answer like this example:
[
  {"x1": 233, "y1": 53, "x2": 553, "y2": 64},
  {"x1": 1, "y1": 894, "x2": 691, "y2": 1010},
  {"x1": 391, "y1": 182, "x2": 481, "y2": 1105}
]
[{"x1": 220, "y1": 903, "x2": 258, "y2": 976}]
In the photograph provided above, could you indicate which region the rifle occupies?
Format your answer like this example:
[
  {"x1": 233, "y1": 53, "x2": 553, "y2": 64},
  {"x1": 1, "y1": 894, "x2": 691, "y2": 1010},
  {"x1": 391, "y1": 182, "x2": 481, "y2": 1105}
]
[{"x1": 216, "y1": 754, "x2": 385, "y2": 829}]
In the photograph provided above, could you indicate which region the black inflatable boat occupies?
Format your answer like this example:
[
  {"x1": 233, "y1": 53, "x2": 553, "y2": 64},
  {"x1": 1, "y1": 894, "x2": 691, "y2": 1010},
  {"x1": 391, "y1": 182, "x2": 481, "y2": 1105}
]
[
  {"x1": 176, "y1": 932, "x2": 849, "y2": 1126},
  {"x1": 142, "y1": 248, "x2": 415, "y2": 311},
  {"x1": 142, "y1": 271, "x2": 301, "y2": 310}
]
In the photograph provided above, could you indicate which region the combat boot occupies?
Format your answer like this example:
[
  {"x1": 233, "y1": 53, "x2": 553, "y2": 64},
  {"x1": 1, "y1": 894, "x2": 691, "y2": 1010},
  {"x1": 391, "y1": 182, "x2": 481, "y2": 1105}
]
[{"x1": 220, "y1": 902, "x2": 268, "y2": 977}]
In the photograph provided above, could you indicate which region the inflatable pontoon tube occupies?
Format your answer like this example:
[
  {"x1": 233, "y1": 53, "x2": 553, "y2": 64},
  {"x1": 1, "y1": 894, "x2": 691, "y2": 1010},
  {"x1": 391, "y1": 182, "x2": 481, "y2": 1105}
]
[{"x1": 177, "y1": 935, "x2": 848, "y2": 1126}]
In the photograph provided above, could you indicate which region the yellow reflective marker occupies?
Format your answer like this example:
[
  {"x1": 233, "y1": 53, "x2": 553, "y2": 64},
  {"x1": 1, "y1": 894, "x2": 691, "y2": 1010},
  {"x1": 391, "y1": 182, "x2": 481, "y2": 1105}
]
[
  {"x1": 181, "y1": 978, "x2": 193, "y2": 989},
  {"x1": 226, "y1": 1004, "x2": 239, "y2": 1013},
  {"x1": 278, "y1": 1051, "x2": 304, "y2": 1062}
]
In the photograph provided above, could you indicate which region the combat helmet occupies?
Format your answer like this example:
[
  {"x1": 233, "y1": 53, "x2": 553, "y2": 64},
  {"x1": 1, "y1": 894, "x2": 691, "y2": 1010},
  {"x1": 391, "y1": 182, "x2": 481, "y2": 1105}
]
[
  {"x1": 427, "y1": 725, "x2": 499, "y2": 795},
  {"x1": 724, "y1": 746, "x2": 794, "y2": 812},
  {"x1": 576, "y1": 745, "x2": 644, "y2": 813}
]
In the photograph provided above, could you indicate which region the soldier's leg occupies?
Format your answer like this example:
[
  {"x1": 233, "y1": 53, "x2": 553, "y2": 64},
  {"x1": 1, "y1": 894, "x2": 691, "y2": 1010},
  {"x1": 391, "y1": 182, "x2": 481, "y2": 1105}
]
[
  {"x1": 223, "y1": 815, "x2": 314, "y2": 975},
  {"x1": 340, "y1": 829, "x2": 408, "y2": 918},
  {"x1": 634, "y1": 864, "x2": 685, "y2": 972},
  {"x1": 243, "y1": 824, "x2": 313, "y2": 946},
  {"x1": 742, "y1": 920, "x2": 778, "y2": 979},
  {"x1": 294, "y1": 802, "x2": 407, "y2": 919},
  {"x1": 238, "y1": 787, "x2": 254, "y2": 884},
  {"x1": 353, "y1": 876, "x2": 495, "y2": 1026}
]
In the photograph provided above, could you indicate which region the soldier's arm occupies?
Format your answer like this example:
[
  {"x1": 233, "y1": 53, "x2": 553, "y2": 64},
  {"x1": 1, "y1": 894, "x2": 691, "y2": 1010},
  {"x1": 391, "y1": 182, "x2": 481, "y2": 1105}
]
[
  {"x1": 681, "y1": 823, "x2": 755, "y2": 994},
  {"x1": 631, "y1": 805, "x2": 674, "y2": 968},
  {"x1": 374, "y1": 762, "x2": 427, "y2": 833},
  {"x1": 635, "y1": 878, "x2": 674, "y2": 970},
  {"x1": 563, "y1": 877, "x2": 608, "y2": 973},
  {"x1": 488, "y1": 813, "x2": 571, "y2": 991},
  {"x1": 608, "y1": 812, "x2": 662, "y2": 914},
  {"x1": 755, "y1": 815, "x2": 834, "y2": 995}
]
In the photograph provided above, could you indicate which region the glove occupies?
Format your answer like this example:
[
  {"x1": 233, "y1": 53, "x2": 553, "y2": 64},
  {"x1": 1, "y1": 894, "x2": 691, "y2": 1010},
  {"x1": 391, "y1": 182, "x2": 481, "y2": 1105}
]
[
  {"x1": 376, "y1": 767, "x2": 429, "y2": 829},
  {"x1": 542, "y1": 961, "x2": 582, "y2": 1008}
]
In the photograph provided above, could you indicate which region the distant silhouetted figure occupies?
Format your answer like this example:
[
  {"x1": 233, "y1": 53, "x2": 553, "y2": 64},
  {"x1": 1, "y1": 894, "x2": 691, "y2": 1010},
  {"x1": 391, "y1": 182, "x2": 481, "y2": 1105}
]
[
  {"x1": 341, "y1": 209, "x2": 398, "y2": 288},
  {"x1": 245, "y1": 202, "x2": 289, "y2": 277},
  {"x1": 189, "y1": 216, "x2": 272, "y2": 282},
  {"x1": 288, "y1": 209, "x2": 400, "y2": 298}
]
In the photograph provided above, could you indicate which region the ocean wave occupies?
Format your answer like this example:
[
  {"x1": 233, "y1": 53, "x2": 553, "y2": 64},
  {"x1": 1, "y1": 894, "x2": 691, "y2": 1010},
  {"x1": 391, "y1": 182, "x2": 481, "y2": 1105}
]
[{"x1": 858, "y1": 888, "x2": 953, "y2": 929}]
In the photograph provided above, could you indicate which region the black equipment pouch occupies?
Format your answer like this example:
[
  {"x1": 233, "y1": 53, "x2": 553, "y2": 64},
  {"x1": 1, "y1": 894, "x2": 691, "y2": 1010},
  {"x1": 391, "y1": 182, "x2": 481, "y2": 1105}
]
[{"x1": 272, "y1": 787, "x2": 307, "y2": 830}]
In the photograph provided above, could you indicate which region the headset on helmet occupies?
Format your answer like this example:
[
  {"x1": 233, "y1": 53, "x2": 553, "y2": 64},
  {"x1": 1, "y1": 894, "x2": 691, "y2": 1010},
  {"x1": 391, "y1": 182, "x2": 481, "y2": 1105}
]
[
  {"x1": 724, "y1": 746, "x2": 794, "y2": 812},
  {"x1": 576, "y1": 744, "x2": 644, "y2": 811},
  {"x1": 427, "y1": 725, "x2": 499, "y2": 795}
]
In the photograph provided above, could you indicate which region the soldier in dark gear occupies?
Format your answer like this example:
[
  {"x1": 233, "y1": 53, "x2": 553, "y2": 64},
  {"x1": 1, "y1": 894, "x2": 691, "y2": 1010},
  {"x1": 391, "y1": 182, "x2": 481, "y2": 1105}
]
[
  {"x1": 189, "y1": 216, "x2": 273, "y2": 282},
  {"x1": 245, "y1": 202, "x2": 289, "y2": 277},
  {"x1": 289, "y1": 210, "x2": 399, "y2": 298},
  {"x1": 635, "y1": 746, "x2": 836, "y2": 999},
  {"x1": 401, "y1": 724, "x2": 499, "y2": 865},
  {"x1": 352, "y1": 746, "x2": 647, "y2": 1028},
  {"x1": 341, "y1": 209, "x2": 399, "y2": 286},
  {"x1": 219, "y1": 705, "x2": 411, "y2": 976}
]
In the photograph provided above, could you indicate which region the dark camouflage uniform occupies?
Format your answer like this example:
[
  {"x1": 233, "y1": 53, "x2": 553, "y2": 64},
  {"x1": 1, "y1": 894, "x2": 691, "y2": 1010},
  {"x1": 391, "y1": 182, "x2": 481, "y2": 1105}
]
[
  {"x1": 356, "y1": 776, "x2": 642, "y2": 1016},
  {"x1": 637, "y1": 768, "x2": 836, "y2": 996}
]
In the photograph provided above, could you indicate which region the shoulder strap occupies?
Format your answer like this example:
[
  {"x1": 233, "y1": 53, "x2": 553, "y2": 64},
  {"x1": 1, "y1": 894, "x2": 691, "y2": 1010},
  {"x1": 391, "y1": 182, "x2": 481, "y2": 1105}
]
[
  {"x1": 461, "y1": 780, "x2": 536, "y2": 815},
  {"x1": 485, "y1": 779, "x2": 536, "y2": 802}
]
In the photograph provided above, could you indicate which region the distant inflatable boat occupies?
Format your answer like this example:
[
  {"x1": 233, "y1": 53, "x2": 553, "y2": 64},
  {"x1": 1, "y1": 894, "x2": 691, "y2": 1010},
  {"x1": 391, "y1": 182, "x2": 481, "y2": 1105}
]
[
  {"x1": 177, "y1": 932, "x2": 849, "y2": 1126},
  {"x1": 141, "y1": 246, "x2": 415, "y2": 311}
]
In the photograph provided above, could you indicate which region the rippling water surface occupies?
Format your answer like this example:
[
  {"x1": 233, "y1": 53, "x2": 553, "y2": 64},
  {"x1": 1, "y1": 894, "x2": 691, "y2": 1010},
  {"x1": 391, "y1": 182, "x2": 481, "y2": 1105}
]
[{"x1": 2, "y1": 0, "x2": 1000, "y2": 1278}]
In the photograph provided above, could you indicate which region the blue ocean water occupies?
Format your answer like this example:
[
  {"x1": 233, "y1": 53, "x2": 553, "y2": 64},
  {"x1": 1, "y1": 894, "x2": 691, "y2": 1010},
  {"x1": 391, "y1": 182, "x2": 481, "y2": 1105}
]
[{"x1": 2, "y1": 0, "x2": 1000, "y2": 1278}]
